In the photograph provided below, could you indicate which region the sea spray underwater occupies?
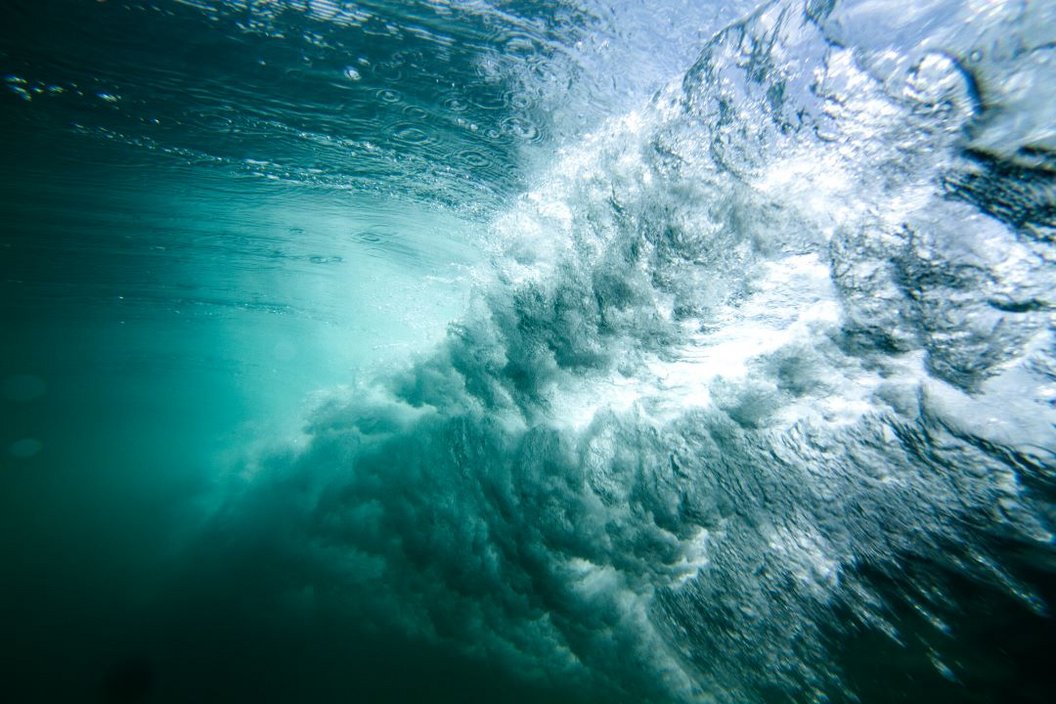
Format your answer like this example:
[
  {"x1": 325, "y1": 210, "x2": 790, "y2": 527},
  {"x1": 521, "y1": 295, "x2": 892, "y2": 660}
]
[{"x1": 2, "y1": 0, "x2": 1055, "y2": 702}]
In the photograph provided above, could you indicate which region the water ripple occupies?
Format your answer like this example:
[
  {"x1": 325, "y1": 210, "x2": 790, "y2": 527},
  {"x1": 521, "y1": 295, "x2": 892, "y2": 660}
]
[{"x1": 391, "y1": 124, "x2": 434, "y2": 146}]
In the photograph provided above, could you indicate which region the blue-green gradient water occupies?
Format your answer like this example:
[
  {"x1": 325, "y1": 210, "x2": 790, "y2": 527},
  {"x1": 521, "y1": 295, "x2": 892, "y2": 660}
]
[{"x1": 2, "y1": 1, "x2": 1055, "y2": 702}]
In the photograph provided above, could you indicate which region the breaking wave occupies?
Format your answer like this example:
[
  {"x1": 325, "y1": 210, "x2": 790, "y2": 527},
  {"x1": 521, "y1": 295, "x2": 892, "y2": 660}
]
[{"x1": 183, "y1": 1, "x2": 1056, "y2": 702}]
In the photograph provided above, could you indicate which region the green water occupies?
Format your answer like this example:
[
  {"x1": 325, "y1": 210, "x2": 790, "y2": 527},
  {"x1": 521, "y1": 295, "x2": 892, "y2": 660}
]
[{"x1": 2, "y1": 1, "x2": 1055, "y2": 703}]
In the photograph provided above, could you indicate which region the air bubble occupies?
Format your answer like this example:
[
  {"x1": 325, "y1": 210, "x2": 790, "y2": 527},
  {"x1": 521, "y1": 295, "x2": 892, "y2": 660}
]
[
  {"x1": 443, "y1": 96, "x2": 468, "y2": 113},
  {"x1": 506, "y1": 91, "x2": 534, "y2": 110},
  {"x1": 500, "y1": 115, "x2": 539, "y2": 142}
]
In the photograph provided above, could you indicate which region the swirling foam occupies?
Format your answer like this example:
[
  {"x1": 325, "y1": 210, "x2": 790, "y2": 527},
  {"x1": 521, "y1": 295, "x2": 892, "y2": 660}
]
[{"x1": 198, "y1": 1, "x2": 1055, "y2": 701}]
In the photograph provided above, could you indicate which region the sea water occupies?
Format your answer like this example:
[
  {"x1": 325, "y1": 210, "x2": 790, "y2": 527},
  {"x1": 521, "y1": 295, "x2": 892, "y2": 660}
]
[{"x1": 1, "y1": 1, "x2": 1054, "y2": 702}]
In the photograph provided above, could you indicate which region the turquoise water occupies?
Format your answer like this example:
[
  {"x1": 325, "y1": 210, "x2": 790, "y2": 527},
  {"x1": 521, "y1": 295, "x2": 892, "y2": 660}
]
[{"x1": 2, "y1": 1, "x2": 1055, "y2": 702}]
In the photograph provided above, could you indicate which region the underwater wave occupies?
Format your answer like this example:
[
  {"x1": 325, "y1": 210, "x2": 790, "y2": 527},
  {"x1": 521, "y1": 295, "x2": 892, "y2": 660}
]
[
  {"x1": 178, "y1": 1, "x2": 1056, "y2": 702},
  {"x1": 2, "y1": 0, "x2": 1054, "y2": 702}
]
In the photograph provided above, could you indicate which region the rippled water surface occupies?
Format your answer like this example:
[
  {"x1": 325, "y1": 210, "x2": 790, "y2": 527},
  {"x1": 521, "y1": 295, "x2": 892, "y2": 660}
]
[{"x1": 2, "y1": 1, "x2": 1055, "y2": 703}]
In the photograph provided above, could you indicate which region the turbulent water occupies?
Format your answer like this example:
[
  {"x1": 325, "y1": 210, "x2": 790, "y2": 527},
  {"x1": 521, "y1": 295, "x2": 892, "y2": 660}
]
[{"x1": 2, "y1": 1, "x2": 1055, "y2": 702}]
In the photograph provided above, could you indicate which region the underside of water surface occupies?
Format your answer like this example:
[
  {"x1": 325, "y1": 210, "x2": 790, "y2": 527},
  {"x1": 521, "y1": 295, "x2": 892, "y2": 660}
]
[{"x1": 1, "y1": 1, "x2": 1055, "y2": 702}]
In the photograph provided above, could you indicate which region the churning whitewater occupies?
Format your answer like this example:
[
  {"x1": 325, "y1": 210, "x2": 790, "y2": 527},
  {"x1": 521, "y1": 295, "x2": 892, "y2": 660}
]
[{"x1": 185, "y1": 0, "x2": 1056, "y2": 702}]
